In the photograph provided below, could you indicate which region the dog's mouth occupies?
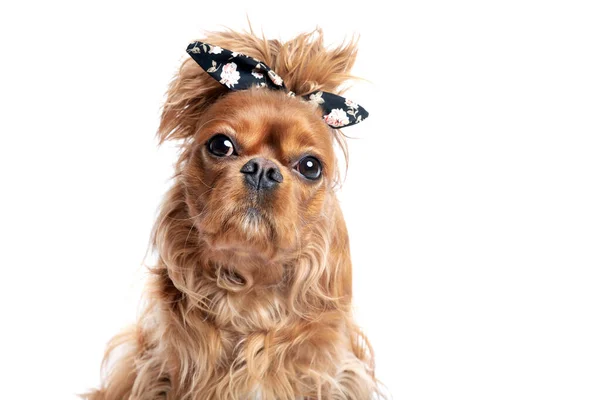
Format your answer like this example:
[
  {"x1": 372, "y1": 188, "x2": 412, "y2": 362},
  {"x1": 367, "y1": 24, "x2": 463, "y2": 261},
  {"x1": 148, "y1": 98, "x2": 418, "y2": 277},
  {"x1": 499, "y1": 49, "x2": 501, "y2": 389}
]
[
  {"x1": 198, "y1": 204, "x2": 279, "y2": 257},
  {"x1": 240, "y1": 206, "x2": 270, "y2": 231},
  {"x1": 246, "y1": 206, "x2": 260, "y2": 217}
]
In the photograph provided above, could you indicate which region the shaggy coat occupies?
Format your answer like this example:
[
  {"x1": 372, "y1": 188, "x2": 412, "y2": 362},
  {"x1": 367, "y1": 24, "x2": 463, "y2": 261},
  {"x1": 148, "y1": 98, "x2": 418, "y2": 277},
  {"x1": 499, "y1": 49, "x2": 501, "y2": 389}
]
[{"x1": 85, "y1": 28, "x2": 381, "y2": 400}]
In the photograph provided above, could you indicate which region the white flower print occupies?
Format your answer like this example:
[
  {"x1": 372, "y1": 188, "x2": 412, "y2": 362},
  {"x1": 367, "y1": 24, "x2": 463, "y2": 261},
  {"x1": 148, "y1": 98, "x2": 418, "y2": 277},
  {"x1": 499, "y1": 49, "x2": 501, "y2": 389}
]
[
  {"x1": 323, "y1": 108, "x2": 350, "y2": 127},
  {"x1": 209, "y1": 46, "x2": 223, "y2": 54},
  {"x1": 220, "y1": 62, "x2": 240, "y2": 88},
  {"x1": 231, "y1": 52, "x2": 239, "y2": 57},
  {"x1": 206, "y1": 60, "x2": 219, "y2": 73},
  {"x1": 268, "y1": 70, "x2": 283, "y2": 86},
  {"x1": 251, "y1": 70, "x2": 264, "y2": 79},
  {"x1": 345, "y1": 98, "x2": 359, "y2": 109},
  {"x1": 189, "y1": 45, "x2": 201, "y2": 54},
  {"x1": 308, "y1": 91, "x2": 325, "y2": 106}
]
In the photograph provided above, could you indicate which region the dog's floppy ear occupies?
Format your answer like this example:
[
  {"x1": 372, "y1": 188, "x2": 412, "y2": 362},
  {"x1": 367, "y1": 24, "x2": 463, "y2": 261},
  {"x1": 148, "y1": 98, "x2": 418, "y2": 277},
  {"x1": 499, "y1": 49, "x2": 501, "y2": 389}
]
[
  {"x1": 157, "y1": 58, "x2": 225, "y2": 143},
  {"x1": 288, "y1": 201, "x2": 354, "y2": 316}
]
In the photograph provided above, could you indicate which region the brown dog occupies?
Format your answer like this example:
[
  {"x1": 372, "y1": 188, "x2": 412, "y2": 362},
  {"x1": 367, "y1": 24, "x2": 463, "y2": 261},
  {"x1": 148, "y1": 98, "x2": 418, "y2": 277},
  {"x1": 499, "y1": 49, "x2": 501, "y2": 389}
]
[{"x1": 85, "y1": 28, "x2": 381, "y2": 400}]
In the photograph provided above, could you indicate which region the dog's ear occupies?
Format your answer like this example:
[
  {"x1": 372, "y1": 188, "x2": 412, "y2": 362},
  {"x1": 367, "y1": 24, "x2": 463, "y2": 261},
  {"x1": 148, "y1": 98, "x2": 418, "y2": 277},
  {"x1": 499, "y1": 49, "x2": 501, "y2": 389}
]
[
  {"x1": 157, "y1": 58, "x2": 225, "y2": 143},
  {"x1": 326, "y1": 204, "x2": 353, "y2": 302},
  {"x1": 288, "y1": 201, "x2": 354, "y2": 316},
  {"x1": 320, "y1": 204, "x2": 377, "y2": 375}
]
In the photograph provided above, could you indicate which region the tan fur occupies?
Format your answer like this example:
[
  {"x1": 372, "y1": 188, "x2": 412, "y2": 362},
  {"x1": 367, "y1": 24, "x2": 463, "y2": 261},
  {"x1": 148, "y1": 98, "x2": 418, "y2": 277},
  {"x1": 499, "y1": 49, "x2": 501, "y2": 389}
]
[{"x1": 84, "y1": 28, "x2": 382, "y2": 400}]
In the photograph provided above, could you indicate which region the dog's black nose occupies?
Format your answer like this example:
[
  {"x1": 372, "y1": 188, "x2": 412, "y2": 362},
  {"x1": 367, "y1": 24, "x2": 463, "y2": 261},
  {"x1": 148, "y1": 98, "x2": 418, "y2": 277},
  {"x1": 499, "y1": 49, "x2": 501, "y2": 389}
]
[{"x1": 240, "y1": 157, "x2": 283, "y2": 190}]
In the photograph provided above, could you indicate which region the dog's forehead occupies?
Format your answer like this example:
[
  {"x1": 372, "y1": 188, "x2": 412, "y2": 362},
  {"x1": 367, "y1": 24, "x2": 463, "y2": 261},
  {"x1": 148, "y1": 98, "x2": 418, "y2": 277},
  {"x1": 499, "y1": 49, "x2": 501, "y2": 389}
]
[{"x1": 209, "y1": 90, "x2": 334, "y2": 157}]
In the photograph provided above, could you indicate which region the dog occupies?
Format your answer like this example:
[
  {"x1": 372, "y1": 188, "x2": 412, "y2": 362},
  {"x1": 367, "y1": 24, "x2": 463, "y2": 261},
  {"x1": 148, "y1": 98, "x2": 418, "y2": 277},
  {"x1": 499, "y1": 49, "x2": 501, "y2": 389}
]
[{"x1": 85, "y1": 27, "x2": 381, "y2": 400}]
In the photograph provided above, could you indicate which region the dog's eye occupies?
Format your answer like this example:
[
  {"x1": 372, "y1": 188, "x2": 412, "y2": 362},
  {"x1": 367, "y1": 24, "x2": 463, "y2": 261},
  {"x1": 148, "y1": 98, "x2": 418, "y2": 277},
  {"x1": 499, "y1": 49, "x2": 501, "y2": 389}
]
[
  {"x1": 207, "y1": 134, "x2": 236, "y2": 157},
  {"x1": 297, "y1": 156, "x2": 322, "y2": 180}
]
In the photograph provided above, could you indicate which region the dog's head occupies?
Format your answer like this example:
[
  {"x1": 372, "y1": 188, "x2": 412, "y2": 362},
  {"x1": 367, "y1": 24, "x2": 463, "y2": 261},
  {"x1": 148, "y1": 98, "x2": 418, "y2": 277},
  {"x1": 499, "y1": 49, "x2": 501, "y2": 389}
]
[
  {"x1": 183, "y1": 88, "x2": 336, "y2": 259},
  {"x1": 154, "y1": 29, "x2": 365, "y2": 308}
]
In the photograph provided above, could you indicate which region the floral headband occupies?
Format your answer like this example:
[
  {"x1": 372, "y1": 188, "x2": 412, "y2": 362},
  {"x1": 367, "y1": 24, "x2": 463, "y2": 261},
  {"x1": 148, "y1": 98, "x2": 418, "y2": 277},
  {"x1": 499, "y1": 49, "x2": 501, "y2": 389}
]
[{"x1": 186, "y1": 41, "x2": 369, "y2": 129}]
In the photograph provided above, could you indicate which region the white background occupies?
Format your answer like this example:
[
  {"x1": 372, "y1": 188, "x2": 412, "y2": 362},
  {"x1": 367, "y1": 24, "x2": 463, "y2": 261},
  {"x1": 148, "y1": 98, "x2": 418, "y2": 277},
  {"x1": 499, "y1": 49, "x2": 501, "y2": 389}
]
[{"x1": 1, "y1": 1, "x2": 599, "y2": 399}]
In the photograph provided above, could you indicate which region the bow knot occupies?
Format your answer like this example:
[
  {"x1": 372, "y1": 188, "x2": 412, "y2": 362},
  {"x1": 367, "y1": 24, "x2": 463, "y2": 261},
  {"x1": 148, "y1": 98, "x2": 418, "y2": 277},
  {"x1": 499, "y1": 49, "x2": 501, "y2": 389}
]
[{"x1": 186, "y1": 41, "x2": 369, "y2": 129}]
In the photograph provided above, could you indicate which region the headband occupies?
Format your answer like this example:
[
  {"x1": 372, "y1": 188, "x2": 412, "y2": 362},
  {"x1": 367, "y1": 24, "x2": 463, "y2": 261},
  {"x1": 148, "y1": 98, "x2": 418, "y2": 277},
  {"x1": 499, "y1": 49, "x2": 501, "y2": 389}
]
[{"x1": 186, "y1": 41, "x2": 369, "y2": 129}]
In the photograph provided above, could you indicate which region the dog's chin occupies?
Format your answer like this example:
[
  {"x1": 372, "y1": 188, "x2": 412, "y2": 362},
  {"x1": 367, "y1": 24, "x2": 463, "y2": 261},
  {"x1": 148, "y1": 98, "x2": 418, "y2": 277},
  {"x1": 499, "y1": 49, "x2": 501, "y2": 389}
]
[{"x1": 200, "y1": 206, "x2": 282, "y2": 260}]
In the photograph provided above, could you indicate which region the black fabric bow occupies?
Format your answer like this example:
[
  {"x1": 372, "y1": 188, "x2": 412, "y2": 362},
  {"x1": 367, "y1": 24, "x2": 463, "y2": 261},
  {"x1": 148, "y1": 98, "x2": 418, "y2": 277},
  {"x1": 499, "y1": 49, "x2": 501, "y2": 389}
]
[{"x1": 186, "y1": 41, "x2": 368, "y2": 129}]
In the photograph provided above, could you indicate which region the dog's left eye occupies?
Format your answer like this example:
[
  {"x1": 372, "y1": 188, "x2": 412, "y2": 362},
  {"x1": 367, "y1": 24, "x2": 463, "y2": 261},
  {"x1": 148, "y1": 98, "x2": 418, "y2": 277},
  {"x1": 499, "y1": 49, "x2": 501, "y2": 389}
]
[
  {"x1": 207, "y1": 134, "x2": 236, "y2": 157},
  {"x1": 297, "y1": 156, "x2": 322, "y2": 180}
]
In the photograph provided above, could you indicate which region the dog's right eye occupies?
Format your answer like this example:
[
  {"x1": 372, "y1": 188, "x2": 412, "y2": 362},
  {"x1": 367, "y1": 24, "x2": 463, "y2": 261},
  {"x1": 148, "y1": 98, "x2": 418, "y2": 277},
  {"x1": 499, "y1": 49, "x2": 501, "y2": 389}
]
[{"x1": 207, "y1": 134, "x2": 236, "y2": 157}]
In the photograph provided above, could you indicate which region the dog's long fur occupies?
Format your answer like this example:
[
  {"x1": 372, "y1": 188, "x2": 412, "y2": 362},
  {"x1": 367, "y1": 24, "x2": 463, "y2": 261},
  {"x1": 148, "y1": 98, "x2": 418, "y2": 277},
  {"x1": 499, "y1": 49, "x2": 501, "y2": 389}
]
[{"x1": 85, "y1": 28, "x2": 381, "y2": 400}]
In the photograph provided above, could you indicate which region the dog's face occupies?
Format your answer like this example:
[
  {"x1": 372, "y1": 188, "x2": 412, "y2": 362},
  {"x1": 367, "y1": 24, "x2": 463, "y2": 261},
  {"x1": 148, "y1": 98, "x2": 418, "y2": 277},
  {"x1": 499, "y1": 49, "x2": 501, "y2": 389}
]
[{"x1": 182, "y1": 88, "x2": 336, "y2": 266}]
